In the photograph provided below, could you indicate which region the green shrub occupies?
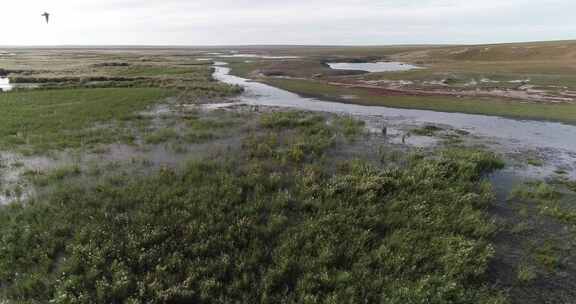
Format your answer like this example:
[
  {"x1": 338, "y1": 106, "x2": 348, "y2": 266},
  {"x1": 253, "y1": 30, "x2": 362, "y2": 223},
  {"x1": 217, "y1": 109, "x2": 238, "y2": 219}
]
[
  {"x1": 260, "y1": 111, "x2": 323, "y2": 130},
  {"x1": 527, "y1": 158, "x2": 544, "y2": 167},
  {"x1": 517, "y1": 262, "x2": 537, "y2": 283},
  {"x1": 24, "y1": 165, "x2": 82, "y2": 187},
  {"x1": 144, "y1": 128, "x2": 179, "y2": 144},
  {"x1": 333, "y1": 116, "x2": 365, "y2": 139},
  {"x1": 0, "y1": 114, "x2": 505, "y2": 303},
  {"x1": 0, "y1": 146, "x2": 499, "y2": 303},
  {"x1": 411, "y1": 125, "x2": 444, "y2": 136}
]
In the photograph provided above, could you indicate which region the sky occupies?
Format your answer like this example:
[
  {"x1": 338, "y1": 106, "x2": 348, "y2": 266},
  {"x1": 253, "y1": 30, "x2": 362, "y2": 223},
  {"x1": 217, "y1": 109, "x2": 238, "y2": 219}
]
[{"x1": 1, "y1": 0, "x2": 575, "y2": 46}]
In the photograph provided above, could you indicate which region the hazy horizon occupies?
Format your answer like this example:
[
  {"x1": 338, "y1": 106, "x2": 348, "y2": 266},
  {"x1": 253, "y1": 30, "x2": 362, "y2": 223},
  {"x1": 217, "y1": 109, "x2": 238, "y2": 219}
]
[
  {"x1": 2, "y1": 39, "x2": 576, "y2": 48},
  {"x1": 1, "y1": 0, "x2": 576, "y2": 46}
]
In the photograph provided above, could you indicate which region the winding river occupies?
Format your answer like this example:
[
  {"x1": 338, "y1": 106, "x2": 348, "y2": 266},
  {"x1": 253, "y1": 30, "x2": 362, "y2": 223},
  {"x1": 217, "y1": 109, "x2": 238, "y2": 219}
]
[
  {"x1": 213, "y1": 63, "x2": 576, "y2": 182},
  {"x1": 214, "y1": 64, "x2": 576, "y2": 151}
]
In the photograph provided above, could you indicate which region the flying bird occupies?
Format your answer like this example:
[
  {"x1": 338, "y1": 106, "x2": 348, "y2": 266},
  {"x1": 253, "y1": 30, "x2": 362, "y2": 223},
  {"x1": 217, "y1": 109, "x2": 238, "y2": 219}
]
[{"x1": 41, "y1": 12, "x2": 50, "y2": 24}]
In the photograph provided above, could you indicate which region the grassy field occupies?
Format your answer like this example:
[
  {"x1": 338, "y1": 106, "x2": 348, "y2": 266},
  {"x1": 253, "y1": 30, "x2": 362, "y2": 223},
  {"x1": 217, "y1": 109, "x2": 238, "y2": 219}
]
[
  {"x1": 111, "y1": 65, "x2": 208, "y2": 77},
  {"x1": 0, "y1": 88, "x2": 173, "y2": 152},
  {"x1": 0, "y1": 50, "x2": 243, "y2": 153},
  {"x1": 264, "y1": 78, "x2": 576, "y2": 124},
  {"x1": 2, "y1": 51, "x2": 240, "y2": 94}
]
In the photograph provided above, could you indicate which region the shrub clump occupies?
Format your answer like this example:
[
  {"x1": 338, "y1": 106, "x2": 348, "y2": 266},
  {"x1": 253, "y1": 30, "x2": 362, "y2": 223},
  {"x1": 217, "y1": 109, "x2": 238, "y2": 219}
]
[{"x1": 0, "y1": 149, "x2": 505, "y2": 303}]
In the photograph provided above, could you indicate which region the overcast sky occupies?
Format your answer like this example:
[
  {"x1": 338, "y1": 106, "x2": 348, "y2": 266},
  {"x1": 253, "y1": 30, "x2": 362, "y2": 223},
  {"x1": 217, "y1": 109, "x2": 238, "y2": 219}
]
[{"x1": 1, "y1": 0, "x2": 575, "y2": 46}]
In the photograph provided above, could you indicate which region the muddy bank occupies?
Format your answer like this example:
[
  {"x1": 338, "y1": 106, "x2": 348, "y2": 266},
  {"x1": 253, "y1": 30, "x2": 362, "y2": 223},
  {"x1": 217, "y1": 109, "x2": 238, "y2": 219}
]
[
  {"x1": 214, "y1": 61, "x2": 576, "y2": 200},
  {"x1": 215, "y1": 63, "x2": 576, "y2": 149},
  {"x1": 328, "y1": 79, "x2": 576, "y2": 104}
]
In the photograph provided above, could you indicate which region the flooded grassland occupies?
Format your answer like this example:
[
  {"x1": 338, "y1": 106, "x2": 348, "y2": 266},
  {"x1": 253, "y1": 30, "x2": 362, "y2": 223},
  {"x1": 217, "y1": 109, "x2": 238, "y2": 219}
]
[{"x1": 0, "y1": 48, "x2": 575, "y2": 303}]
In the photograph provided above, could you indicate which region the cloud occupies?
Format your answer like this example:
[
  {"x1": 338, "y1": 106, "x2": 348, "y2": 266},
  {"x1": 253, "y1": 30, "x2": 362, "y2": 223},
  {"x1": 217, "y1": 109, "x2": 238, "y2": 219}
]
[{"x1": 1, "y1": 0, "x2": 575, "y2": 45}]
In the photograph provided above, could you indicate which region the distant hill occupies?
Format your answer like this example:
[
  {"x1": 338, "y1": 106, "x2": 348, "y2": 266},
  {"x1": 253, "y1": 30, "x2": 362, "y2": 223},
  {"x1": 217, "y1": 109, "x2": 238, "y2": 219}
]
[{"x1": 395, "y1": 40, "x2": 576, "y2": 62}]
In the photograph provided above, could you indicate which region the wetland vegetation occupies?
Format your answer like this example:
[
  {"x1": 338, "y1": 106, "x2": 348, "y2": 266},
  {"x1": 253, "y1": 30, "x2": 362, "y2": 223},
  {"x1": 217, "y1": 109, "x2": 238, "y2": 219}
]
[
  {"x1": 0, "y1": 46, "x2": 575, "y2": 303},
  {"x1": 0, "y1": 108, "x2": 507, "y2": 303}
]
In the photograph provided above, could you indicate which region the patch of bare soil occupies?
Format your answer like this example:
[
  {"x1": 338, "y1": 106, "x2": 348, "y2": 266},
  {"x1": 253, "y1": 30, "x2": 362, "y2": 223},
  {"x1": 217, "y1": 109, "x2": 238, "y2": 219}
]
[{"x1": 327, "y1": 79, "x2": 576, "y2": 104}]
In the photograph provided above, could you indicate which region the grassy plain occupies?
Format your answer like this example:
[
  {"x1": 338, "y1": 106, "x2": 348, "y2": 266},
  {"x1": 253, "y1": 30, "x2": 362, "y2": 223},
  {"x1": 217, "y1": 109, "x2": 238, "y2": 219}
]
[
  {"x1": 0, "y1": 88, "x2": 171, "y2": 152},
  {"x1": 0, "y1": 50, "x2": 241, "y2": 153},
  {"x1": 226, "y1": 40, "x2": 576, "y2": 123},
  {"x1": 264, "y1": 78, "x2": 576, "y2": 123}
]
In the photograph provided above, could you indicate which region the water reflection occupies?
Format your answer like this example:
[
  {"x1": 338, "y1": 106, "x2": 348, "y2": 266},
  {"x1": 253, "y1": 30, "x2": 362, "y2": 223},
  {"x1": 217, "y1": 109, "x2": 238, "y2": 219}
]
[
  {"x1": 214, "y1": 62, "x2": 576, "y2": 182},
  {"x1": 214, "y1": 64, "x2": 576, "y2": 152},
  {"x1": 0, "y1": 77, "x2": 12, "y2": 92},
  {"x1": 327, "y1": 62, "x2": 422, "y2": 73}
]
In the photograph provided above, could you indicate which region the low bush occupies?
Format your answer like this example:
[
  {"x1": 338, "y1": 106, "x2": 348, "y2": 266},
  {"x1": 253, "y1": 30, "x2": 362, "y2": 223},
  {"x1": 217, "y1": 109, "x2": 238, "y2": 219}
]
[{"x1": 0, "y1": 137, "x2": 505, "y2": 303}]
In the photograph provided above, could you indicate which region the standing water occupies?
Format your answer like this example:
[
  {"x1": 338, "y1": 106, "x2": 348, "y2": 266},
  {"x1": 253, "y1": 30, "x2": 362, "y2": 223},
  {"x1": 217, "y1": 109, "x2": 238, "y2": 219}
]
[
  {"x1": 0, "y1": 77, "x2": 12, "y2": 92},
  {"x1": 327, "y1": 62, "x2": 422, "y2": 73},
  {"x1": 213, "y1": 63, "x2": 576, "y2": 178}
]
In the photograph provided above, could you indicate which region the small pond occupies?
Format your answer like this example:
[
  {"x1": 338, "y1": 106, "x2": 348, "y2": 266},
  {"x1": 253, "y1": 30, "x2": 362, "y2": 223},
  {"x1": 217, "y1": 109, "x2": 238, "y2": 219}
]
[
  {"x1": 219, "y1": 54, "x2": 300, "y2": 59},
  {"x1": 327, "y1": 62, "x2": 422, "y2": 73},
  {"x1": 0, "y1": 77, "x2": 12, "y2": 92}
]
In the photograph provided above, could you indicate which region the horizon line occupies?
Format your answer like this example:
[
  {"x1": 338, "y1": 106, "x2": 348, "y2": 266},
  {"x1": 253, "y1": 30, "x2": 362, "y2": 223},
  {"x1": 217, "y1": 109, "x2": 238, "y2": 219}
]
[{"x1": 2, "y1": 39, "x2": 576, "y2": 49}]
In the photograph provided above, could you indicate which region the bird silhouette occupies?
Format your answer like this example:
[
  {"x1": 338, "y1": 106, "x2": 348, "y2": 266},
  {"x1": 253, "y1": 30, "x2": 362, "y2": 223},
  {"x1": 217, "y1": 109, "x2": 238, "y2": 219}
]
[{"x1": 41, "y1": 12, "x2": 50, "y2": 24}]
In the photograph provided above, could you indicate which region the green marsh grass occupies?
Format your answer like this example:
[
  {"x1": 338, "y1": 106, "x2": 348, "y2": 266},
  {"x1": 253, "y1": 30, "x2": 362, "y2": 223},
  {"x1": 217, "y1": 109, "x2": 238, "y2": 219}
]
[
  {"x1": 0, "y1": 111, "x2": 507, "y2": 303},
  {"x1": 0, "y1": 88, "x2": 172, "y2": 152},
  {"x1": 411, "y1": 125, "x2": 444, "y2": 136}
]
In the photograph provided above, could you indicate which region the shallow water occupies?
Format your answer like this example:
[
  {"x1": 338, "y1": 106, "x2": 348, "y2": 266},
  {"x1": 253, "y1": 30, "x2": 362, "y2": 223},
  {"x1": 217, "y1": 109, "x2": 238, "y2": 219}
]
[
  {"x1": 2, "y1": 63, "x2": 574, "y2": 204},
  {"x1": 327, "y1": 62, "x2": 422, "y2": 73},
  {"x1": 0, "y1": 77, "x2": 12, "y2": 92},
  {"x1": 0, "y1": 100, "x2": 247, "y2": 205},
  {"x1": 214, "y1": 64, "x2": 576, "y2": 151},
  {"x1": 213, "y1": 63, "x2": 576, "y2": 178}
]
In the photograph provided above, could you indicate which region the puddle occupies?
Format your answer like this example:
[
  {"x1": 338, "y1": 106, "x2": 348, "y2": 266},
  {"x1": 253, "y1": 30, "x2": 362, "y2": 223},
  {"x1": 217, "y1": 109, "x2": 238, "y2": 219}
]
[
  {"x1": 0, "y1": 101, "x2": 244, "y2": 205},
  {"x1": 327, "y1": 62, "x2": 423, "y2": 73},
  {"x1": 0, "y1": 151, "x2": 74, "y2": 204},
  {"x1": 0, "y1": 144, "x2": 171, "y2": 204},
  {"x1": 0, "y1": 77, "x2": 13, "y2": 92}
]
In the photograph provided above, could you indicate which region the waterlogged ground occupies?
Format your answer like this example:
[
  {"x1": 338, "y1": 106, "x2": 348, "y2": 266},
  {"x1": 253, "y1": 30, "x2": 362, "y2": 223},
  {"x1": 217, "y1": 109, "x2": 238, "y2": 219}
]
[
  {"x1": 0, "y1": 103, "x2": 250, "y2": 204},
  {"x1": 214, "y1": 63, "x2": 576, "y2": 178},
  {"x1": 0, "y1": 49, "x2": 575, "y2": 303},
  {"x1": 213, "y1": 62, "x2": 576, "y2": 303},
  {"x1": 0, "y1": 77, "x2": 12, "y2": 91}
]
